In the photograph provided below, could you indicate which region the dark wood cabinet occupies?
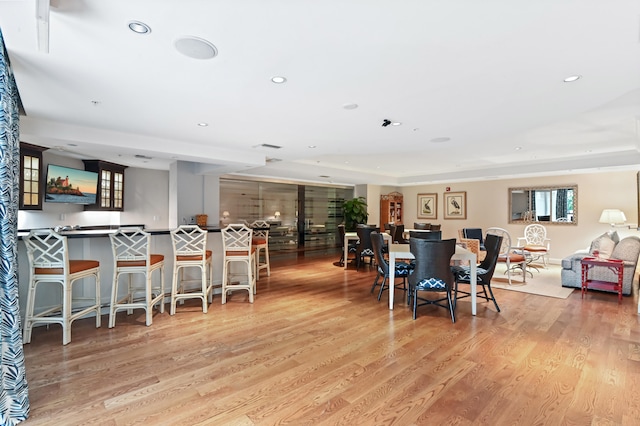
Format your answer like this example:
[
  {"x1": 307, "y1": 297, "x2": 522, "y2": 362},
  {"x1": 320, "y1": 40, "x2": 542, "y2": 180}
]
[
  {"x1": 19, "y1": 142, "x2": 48, "y2": 210},
  {"x1": 83, "y1": 160, "x2": 127, "y2": 211}
]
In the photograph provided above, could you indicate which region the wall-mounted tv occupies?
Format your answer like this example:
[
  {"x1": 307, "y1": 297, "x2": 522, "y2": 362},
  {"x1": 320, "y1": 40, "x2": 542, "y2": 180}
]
[{"x1": 45, "y1": 164, "x2": 98, "y2": 205}]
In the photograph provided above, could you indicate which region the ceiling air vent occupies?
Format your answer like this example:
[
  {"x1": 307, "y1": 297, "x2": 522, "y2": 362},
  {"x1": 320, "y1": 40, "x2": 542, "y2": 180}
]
[
  {"x1": 135, "y1": 154, "x2": 153, "y2": 160},
  {"x1": 259, "y1": 143, "x2": 282, "y2": 149},
  {"x1": 266, "y1": 157, "x2": 282, "y2": 163}
]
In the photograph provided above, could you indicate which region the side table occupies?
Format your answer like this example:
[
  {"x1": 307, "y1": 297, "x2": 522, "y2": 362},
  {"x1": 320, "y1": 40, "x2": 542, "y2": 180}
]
[{"x1": 580, "y1": 256, "x2": 624, "y2": 304}]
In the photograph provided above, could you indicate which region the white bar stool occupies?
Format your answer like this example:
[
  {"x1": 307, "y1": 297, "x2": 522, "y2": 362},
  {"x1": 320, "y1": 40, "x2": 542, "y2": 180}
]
[
  {"x1": 221, "y1": 224, "x2": 256, "y2": 303},
  {"x1": 23, "y1": 229, "x2": 101, "y2": 345},
  {"x1": 251, "y1": 220, "x2": 271, "y2": 280},
  {"x1": 108, "y1": 228, "x2": 165, "y2": 327},
  {"x1": 169, "y1": 225, "x2": 213, "y2": 314}
]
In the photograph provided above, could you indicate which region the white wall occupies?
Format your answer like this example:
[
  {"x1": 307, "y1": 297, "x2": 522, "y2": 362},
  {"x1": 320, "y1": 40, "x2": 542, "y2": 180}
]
[{"x1": 399, "y1": 170, "x2": 639, "y2": 263}]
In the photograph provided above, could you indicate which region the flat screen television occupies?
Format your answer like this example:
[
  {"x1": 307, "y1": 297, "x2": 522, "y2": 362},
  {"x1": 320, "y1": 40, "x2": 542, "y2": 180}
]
[{"x1": 45, "y1": 164, "x2": 98, "y2": 205}]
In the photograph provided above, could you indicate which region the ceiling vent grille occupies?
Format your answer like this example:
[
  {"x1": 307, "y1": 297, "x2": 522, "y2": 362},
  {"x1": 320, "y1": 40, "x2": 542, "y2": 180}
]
[
  {"x1": 258, "y1": 143, "x2": 282, "y2": 149},
  {"x1": 266, "y1": 157, "x2": 282, "y2": 163}
]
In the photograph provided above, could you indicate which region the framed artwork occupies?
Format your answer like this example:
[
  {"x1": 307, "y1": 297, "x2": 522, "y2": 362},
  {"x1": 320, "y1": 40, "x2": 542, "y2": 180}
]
[
  {"x1": 444, "y1": 191, "x2": 467, "y2": 219},
  {"x1": 417, "y1": 193, "x2": 437, "y2": 219}
]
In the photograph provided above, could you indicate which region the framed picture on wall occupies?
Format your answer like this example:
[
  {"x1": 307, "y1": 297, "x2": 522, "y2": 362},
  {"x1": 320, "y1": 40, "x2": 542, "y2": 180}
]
[
  {"x1": 444, "y1": 191, "x2": 467, "y2": 219},
  {"x1": 417, "y1": 193, "x2": 437, "y2": 219}
]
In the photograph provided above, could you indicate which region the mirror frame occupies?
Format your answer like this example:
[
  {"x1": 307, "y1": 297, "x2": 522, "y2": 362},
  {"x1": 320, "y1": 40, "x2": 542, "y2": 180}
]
[{"x1": 508, "y1": 185, "x2": 578, "y2": 225}]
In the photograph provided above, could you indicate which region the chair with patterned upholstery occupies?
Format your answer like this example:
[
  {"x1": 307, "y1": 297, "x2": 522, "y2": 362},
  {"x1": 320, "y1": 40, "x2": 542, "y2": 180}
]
[
  {"x1": 452, "y1": 233, "x2": 503, "y2": 312},
  {"x1": 109, "y1": 227, "x2": 165, "y2": 327},
  {"x1": 370, "y1": 231, "x2": 413, "y2": 302},
  {"x1": 408, "y1": 238, "x2": 457, "y2": 322},
  {"x1": 250, "y1": 220, "x2": 271, "y2": 280},
  {"x1": 486, "y1": 227, "x2": 527, "y2": 285},
  {"x1": 355, "y1": 224, "x2": 377, "y2": 270},
  {"x1": 517, "y1": 223, "x2": 550, "y2": 268},
  {"x1": 170, "y1": 225, "x2": 213, "y2": 314},
  {"x1": 23, "y1": 229, "x2": 101, "y2": 345}
]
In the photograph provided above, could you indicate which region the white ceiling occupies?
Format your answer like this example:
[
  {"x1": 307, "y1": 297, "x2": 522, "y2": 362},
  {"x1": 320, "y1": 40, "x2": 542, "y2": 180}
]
[{"x1": 2, "y1": 0, "x2": 640, "y2": 186}]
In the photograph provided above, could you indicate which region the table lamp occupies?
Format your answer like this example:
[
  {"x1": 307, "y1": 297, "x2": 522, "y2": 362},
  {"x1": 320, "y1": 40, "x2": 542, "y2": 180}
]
[{"x1": 598, "y1": 209, "x2": 626, "y2": 227}]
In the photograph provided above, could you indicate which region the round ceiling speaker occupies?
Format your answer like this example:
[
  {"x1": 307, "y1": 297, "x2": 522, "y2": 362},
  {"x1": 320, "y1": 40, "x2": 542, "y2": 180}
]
[{"x1": 174, "y1": 36, "x2": 218, "y2": 60}]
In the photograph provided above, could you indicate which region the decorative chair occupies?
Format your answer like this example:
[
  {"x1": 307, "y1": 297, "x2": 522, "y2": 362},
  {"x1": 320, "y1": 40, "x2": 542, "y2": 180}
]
[
  {"x1": 452, "y1": 233, "x2": 503, "y2": 312},
  {"x1": 486, "y1": 227, "x2": 527, "y2": 285},
  {"x1": 461, "y1": 228, "x2": 485, "y2": 250},
  {"x1": 108, "y1": 228, "x2": 165, "y2": 328},
  {"x1": 250, "y1": 220, "x2": 271, "y2": 279},
  {"x1": 413, "y1": 222, "x2": 431, "y2": 230},
  {"x1": 430, "y1": 224, "x2": 441, "y2": 231},
  {"x1": 355, "y1": 225, "x2": 376, "y2": 270},
  {"x1": 370, "y1": 231, "x2": 413, "y2": 302},
  {"x1": 169, "y1": 225, "x2": 213, "y2": 314},
  {"x1": 221, "y1": 224, "x2": 256, "y2": 303},
  {"x1": 337, "y1": 224, "x2": 357, "y2": 266},
  {"x1": 408, "y1": 238, "x2": 457, "y2": 322},
  {"x1": 23, "y1": 229, "x2": 101, "y2": 345},
  {"x1": 517, "y1": 223, "x2": 550, "y2": 267}
]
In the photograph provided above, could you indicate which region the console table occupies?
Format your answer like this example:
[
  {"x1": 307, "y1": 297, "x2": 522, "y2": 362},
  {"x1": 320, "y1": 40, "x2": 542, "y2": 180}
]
[{"x1": 580, "y1": 257, "x2": 624, "y2": 304}]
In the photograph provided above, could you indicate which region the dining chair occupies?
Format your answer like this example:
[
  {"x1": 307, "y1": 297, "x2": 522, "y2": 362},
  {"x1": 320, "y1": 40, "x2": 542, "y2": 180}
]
[
  {"x1": 337, "y1": 224, "x2": 357, "y2": 266},
  {"x1": 355, "y1": 225, "x2": 376, "y2": 270},
  {"x1": 486, "y1": 227, "x2": 527, "y2": 285},
  {"x1": 370, "y1": 231, "x2": 413, "y2": 301},
  {"x1": 409, "y1": 230, "x2": 442, "y2": 240},
  {"x1": 221, "y1": 223, "x2": 256, "y2": 303},
  {"x1": 413, "y1": 222, "x2": 431, "y2": 230},
  {"x1": 408, "y1": 238, "x2": 457, "y2": 322},
  {"x1": 170, "y1": 225, "x2": 213, "y2": 314},
  {"x1": 23, "y1": 229, "x2": 101, "y2": 345},
  {"x1": 452, "y1": 233, "x2": 503, "y2": 312},
  {"x1": 108, "y1": 227, "x2": 165, "y2": 328}
]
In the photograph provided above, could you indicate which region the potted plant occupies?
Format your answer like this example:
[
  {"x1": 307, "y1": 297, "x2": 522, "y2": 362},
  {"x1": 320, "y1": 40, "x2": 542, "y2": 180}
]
[{"x1": 343, "y1": 197, "x2": 369, "y2": 231}]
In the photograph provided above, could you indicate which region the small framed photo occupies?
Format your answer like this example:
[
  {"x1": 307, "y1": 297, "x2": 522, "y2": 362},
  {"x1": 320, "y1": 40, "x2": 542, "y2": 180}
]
[
  {"x1": 417, "y1": 193, "x2": 437, "y2": 219},
  {"x1": 444, "y1": 191, "x2": 467, "y2": 219}
]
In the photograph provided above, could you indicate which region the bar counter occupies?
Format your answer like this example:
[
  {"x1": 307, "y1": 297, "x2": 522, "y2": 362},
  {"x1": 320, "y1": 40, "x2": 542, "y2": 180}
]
[{"x1": 16, "y1": 226, "x2": 226, "y2": 323}]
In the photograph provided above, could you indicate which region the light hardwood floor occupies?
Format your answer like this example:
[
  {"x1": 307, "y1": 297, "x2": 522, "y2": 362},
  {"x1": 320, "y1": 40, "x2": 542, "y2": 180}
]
[{"x1": 21, "y1": 253, "x2": 640, "y2": 425}]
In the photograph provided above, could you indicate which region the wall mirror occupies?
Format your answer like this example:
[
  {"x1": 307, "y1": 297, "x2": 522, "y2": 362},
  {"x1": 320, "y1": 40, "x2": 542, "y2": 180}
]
[{"x1": 508, "y1": 185, "x2": 577, "y2": 225}]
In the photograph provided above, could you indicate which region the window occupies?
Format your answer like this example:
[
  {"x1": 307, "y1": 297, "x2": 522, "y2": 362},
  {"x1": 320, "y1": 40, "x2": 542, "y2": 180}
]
[
  {"x1": 19, "y1": 142, "x2": 47, "y2": 210},
  {"x1": 83, "y1": 160, "x2": 127, "y2": 211}
]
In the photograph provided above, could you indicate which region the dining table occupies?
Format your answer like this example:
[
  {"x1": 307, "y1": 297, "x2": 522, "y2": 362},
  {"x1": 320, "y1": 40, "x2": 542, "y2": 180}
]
[{"x1": 387, "y1": 243, "x2": 478, "y2": 315}]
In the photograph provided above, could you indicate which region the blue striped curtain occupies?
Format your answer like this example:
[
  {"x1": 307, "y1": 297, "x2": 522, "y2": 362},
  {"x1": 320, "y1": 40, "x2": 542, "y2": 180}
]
[{"x1": 0, "y1": 28, "x2": 30, "y2": 424}]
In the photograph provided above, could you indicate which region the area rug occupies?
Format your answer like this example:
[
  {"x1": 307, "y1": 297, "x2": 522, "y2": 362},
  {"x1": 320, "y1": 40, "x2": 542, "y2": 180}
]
[{"x1": 489, "y1": 264, "x2": 575, "y2": 299}]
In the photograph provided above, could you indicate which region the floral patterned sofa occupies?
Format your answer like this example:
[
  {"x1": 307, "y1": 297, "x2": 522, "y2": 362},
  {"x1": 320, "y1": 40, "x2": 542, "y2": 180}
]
[{"x1": 561, "y1": 231, "x2": 640, "y2": 296}]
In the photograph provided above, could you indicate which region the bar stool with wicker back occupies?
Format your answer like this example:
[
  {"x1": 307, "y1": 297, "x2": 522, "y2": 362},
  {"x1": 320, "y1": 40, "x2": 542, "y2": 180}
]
[
  {"x1": 221, "y1": 223, "x2": 256, "y2": 303},
  {"x1": 23, "y1": 229, "x2": 101, "y2": 345},
  {"x1": 169, "y1": 225, "x2": 213, "y2": 314},
  {"x1": 108, "y1": 227, "x2": 165, "y2": 327},
  {"x1": 250, "y1": 220, "x2": 271, "y2": 280}
]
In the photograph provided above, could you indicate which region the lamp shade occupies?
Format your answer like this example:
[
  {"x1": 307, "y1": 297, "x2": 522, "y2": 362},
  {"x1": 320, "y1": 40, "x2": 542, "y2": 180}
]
[
  {"x1": 274, "y1": 211, "x2": 281, "y2": 217},
  {"x1": 599, "y1": 209, "x2": 626, "y2": 225},
  {"x1": 222, "y1": 211, "x2": 230, "y2": 218}
]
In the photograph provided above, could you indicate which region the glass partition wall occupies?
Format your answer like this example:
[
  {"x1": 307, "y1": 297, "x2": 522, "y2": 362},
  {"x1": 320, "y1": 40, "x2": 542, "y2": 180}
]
[{"x1": 220, "y1": 178, "x2": 352, "y2": 257}]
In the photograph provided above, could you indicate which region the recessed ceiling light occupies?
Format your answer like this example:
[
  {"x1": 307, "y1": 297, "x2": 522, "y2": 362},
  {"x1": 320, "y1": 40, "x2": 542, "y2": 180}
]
[
  {"x1": 271, "y1": 76, "x2": 287, "y2": 84},
  {"x1": 515, "y1": 146, "x2": 523, "y2": 151},
  {"x1": 174, "y1": 36, "x2": 218, "y2": 59},
  {"x1": 197, "y1": 122, "x2": 208, "y2": 127},
  {"x1": 563, "y1": 75, "x2": 582, "y2": 82},
  {"x1": 391, "y1": 122, "x2": 402, "y2": 126},
  {"x1": 308, "y1": 145, "x2": 316, "y2": 148},
  {"x1": 128, "y1": 21, "x2": 151, "y2": 34},
  {"x1": 343, "y1": 103, "x2": 358, "y2": 110},
  {"x1": 430, "y1": 137, "x2": 450, "y2": 143}
]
